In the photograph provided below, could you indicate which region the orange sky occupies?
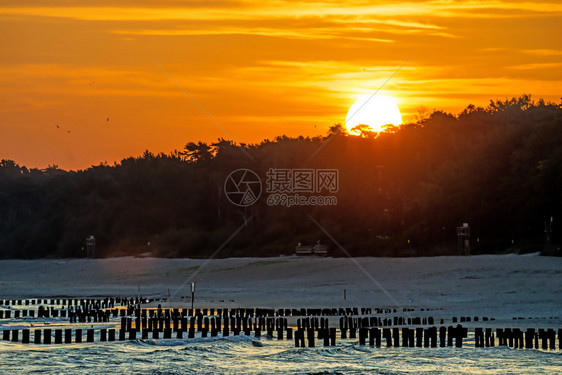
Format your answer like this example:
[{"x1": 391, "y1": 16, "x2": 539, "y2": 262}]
[{"x1": 1, "y1": 0, "x2": 561, "y2": 170}]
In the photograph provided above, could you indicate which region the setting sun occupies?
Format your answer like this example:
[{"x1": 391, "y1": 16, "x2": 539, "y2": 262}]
[{"x1": 345, "y1": 94, "x2": 403, "y2": 134}]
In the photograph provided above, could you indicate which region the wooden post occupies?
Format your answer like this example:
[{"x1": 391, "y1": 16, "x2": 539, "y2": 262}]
[
  {"x1": 475, "y1": 328, "x2": 484, "y2": 348},
  {"x1": 423, "y1": 329, "x2": 430, "y2": 347},
  {"x1": 506, "y1": 328, "x2": 513, "y2": 347},
  {"x1": 539, "y1": 329, "x2": 548, "y2": 350},
  {"x1": 34, "y1": 329, "x2": 41, "y2": 344},
  {"x1": 64, "y1": 329, "x2": 72, "y2": 344},
  {"x1": 298, "y1": 329, "x2": 306, "y2": 347},
  {"x1": 455, "y1": 325, "x2": 466, "y2": 348},
  {"x1": 402, "y1": 328, "x2": 409, "y2": 347},
  {"x1": 359, "y1": 328, "x2": 367, "y2": 345},
  {"x1": 190, "y1": 281, "x2": 195, "y2": 312},
  {"x1": 55, "y1": 329, "x2": 62, "y2": 344},
  {"x1": 294, "y1": 329, "x2": 301, "y2": 347},
  {"x1": 513, "y1": 328, "x2": 522, "y2": 349},
  {"x1": 75, "y1": 329, "x2": 82, "y2": 343},
  {"x1": 429, "y1": 326, "x2": 437, "y2": 347},
  {"x1": 307, "y1": 328, "x2": 315, "y2": 347},
  {"x1": 84, "y1": 329, "x2": 93, "y2": 343},
  {"x1": 164, "y1": 328, "x2": 172, "y2": 339},
  {"x1": 44, "y1": 329, "x2": 52, "y2": 344},
  {"x1": 416, "y1": 328, "x2": 423, "y2": 347},
  {"x1": 383, "y1": 328, "x2": 392, "y2": 347},
  {"x1": 373, "y1": 328, "x2": 381, "y2": 347},
  {"x1": 22, "y1": 329, "x2": 30, "y2": 344},
  {"x1": 323, "y1": 329, "x2": 330, "y2": 346},
  {"x1": 547, "y1": 329, "x2": 555, "y2": 350}
]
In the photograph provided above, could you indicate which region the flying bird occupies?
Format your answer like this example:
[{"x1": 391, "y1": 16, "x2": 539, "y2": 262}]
[
  {"x1": 106, "y1": 117, "x2": 109, "y2": 122},
  {"x1": 56, "y1": 125, "x2": 60, "y2": 128},
  {"x1": 67, "y1": 130, "x2": 71, "y2": 134}
]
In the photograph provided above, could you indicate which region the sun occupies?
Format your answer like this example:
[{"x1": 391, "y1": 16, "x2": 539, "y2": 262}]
[{"x1": 345, "y1": 94, "x2": 402, "y2": 133}]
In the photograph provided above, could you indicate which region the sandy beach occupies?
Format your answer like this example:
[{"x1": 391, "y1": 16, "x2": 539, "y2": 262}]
[{"x1": 1, "y1": 254, "x2": 560, "y2": 323}]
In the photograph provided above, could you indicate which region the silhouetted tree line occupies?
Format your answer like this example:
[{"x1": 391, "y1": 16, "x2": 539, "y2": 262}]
[{"x1": 0, "y1": 95, "x2": 561, "y2": 258}]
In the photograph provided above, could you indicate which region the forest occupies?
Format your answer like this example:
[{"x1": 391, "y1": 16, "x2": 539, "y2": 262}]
[{"x1": 0, "y1": 95, "x2": 561, "y2": 258}]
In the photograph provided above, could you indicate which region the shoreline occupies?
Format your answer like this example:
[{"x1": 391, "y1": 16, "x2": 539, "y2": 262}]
[{"x1": 0, "y1": 254, "x2": 559, "y2": 321}]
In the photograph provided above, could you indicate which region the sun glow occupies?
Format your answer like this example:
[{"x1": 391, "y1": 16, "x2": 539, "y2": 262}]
[{"x1": 345, "y1": 94, "x2": 403, "y2": 134}]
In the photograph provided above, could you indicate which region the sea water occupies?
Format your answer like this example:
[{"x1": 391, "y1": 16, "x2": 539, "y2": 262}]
[{"x1": 1, "y1": 333, "x2": 560, "y2": 374}]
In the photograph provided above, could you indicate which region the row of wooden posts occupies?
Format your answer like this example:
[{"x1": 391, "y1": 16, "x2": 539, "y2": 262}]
[
  {"x1": 1, "y1": 306, "x2": 493, "y2": 331},
  {"x1": 2, "y1": 325, "x2": 560, "y2": 350},
  {"x1": 0, "y1": 300, "x2": 439, "y2": 318},
  {"x1": 0, "y1": 297, "x2": 146, "y2": 307}
]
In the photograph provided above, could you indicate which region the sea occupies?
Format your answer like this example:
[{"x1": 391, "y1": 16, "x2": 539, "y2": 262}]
[{"x1": 1, "y1": 332, "x2": 560, "y2": 374}]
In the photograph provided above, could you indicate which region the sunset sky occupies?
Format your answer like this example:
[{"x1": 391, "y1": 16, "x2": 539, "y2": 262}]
[{"x1": 1, "y1": 0, "x2": 561, "y2": 170}]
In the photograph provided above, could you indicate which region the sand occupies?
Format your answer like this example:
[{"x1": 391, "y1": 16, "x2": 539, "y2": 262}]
[{"x1": 0, "y1": 254, "x2": 560, "y2": 324}]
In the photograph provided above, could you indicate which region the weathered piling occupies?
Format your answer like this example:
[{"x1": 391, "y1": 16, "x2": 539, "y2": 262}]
[
  {"x1": 307, "y1": 328, "x2": 315, "y2": 347},
  {"x1": 86, "y1": 329, "x2": 94, "y2": 343},
  {"x1": 65, "y1": 329, "x2": 72, "y2": 344},
  {"x1": 31, "y1": 329, "x2": 41, "y2": 344},
  {"x1": 22, "y1": 329, "x2": 30, "y2": 344},
  {"x1": 455, "y1": 325, "x2": 467, "y2": 347},
  {"x1": 547, "y1": 329, "x2": 556, "y2": 350},
  {"x1": 525, "y1": 328, "x2": 534, "y2": 348},
  {"x1": 393, "y1": 328, "x2": 400, "y2": 347},
  {"x1": 475, "y1": 328, "x2": 484, "y2": 348},
  {"x1": 382, "y1": 328, "x2": 392, "y2": 347},
  {"x1": 294, "y1": 329, "x2": 305, "y2": 347},
  {"x1": 107, "y1": 328, "x2": 115, "y2": 342},
  {"x1": 44, "y1": 329, "x2": 52, "y2": 344},
  {"x1": 416, "y1": 328, "x2": 423, "y2": 347},
  {"x1": 402, "y1": 328, "x2": 410, "y2": 347},
  {"x1": 423, "y1": 329, "x2": 430, "y2": 347},
  {"x1": 359, "y1": 328, "x2": 367, "y2": 345},
  {"x1": 485, "y1": 328, "x2": 494, "y2": 347}
]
